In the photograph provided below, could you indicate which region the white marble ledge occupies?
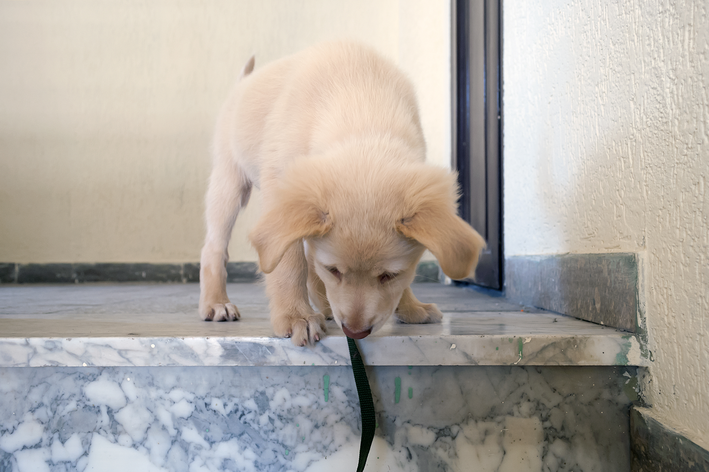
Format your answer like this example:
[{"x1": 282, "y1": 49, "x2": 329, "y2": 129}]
[{"x1": 0, "y1": 283, "x2": 648, "y2": 368}]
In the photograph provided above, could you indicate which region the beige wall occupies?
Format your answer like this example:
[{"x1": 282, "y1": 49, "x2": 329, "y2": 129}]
[
  {"x1": 504, "y1": 0, "x2": 709, "y2": 449},
  {"x1": 397, "y1": 0, "x2": 452, "y2": 170},
  {"x1": 0, "y1": 0, "x2": 450, "y2": 264}
]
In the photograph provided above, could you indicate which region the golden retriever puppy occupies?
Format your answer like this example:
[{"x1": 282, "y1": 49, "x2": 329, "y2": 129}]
[{"x1": 199, "y1": 41, "x2": 485, "y2": 346}]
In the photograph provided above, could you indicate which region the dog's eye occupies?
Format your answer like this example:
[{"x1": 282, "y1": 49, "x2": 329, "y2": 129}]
[
  {"x1": 327, "y1": 267, "x2": 342, "y2": 280},
  {"x1": 378, "y1": 272, "x2": 398, "y2": 284}
]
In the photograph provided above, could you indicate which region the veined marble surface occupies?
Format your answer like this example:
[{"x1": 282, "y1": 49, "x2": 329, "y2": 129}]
[
  {"x1": 0, "y1": 365, "x2": 637, "y2": 472},
  {"x1": 0, "y1": 284, "x2": 647, "y2": 368}
]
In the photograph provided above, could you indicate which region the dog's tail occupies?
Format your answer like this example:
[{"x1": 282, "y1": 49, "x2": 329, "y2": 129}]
[{"x1": 239, "y1": 55, "x2": 255, "y2": 81}]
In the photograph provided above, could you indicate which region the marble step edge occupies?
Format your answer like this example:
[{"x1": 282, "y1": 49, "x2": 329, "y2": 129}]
[{"x1": 0, "y1": 332, "x2": 648, "y2": 368}]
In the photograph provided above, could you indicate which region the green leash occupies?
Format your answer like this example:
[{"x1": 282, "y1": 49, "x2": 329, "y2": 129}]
[{"x1": 347, "y1": 337, "x2": 375, "y2": 472}]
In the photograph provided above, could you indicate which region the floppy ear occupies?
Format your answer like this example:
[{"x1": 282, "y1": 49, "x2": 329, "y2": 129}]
[
  {"x1": 396, "y1": 168, "x2": 486, "y2": 280},
  {"x1": 250, "y1": 204, "x2": 331, "y2": 274},
  {"x1": 249, "y1": 190, "x2": 332, "y2": 274}
]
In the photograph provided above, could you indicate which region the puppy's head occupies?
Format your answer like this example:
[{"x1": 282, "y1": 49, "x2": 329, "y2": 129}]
[
  {"x1": 305, "y1": 227, "x2": 425, "y2": 339},
  {"x1": 250, "y1": 149, "x2": 485, "y2": 338}
]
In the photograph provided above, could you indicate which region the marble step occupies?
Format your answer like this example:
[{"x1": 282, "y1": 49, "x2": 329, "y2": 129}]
[
  {"x1": 0, "y1": 364, "x2": 638, "y2": 472},
  {"x1": 0, "y1": 283, "x2": 643, "y2": 471},
  {"x1": 0, "y1": 283, "x2": 647, "y2": 368}
]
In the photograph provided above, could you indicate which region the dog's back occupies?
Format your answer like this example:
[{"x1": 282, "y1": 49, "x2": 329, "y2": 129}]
[{"x1": 216, "y1": 41, "x2": 426, "y2": 189}]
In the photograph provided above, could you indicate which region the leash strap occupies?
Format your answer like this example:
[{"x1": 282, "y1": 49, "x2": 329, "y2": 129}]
[{"x1": 347, "y1": 337, "x2": 375, "y2": 472}]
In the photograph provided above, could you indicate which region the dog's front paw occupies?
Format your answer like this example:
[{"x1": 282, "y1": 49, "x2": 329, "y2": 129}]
[
  {"x1": 272, "y1": 310, "x2": 327, "y2": 346},
  {"x1": 199, "y1": 301, "x2": 240, "y2": 322},
  {"x1": 396, "y1": 301, "x2": 443, "y2": 324}
]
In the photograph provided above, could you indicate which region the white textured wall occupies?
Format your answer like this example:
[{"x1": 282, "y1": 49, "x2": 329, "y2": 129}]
[
  {"x1": 504, "y1": 0, "x2": 709, "y2": 449},
  {"x1": 0, "y1": 0, "x2": 450, "y2": 263}
]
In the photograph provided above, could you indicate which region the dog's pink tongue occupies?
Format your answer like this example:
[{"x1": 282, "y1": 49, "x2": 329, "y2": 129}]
[{"x1": 342, "y1": 325, "x2": 372, "y2": 339}]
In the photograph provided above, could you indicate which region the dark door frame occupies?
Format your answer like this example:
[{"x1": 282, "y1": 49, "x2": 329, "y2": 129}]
[{"x1": 452, "y1": 0, "x2": 503, "y2": 290}]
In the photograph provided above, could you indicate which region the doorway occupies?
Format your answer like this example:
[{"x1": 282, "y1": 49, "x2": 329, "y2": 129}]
[{"x1": 453, "y1": 0, "x2": 503, "y2": 290}]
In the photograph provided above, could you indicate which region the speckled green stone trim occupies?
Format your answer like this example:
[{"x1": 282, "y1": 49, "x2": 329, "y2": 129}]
[
  {"x1": 505, "y1": 253, "x2": 639, "y2": 332},
  {"x1": 0, "y1": 261, "x2": 441, "y2": 284},
  {"x1": 631, "y1": 407, "x2": 709, "y2": 471}
]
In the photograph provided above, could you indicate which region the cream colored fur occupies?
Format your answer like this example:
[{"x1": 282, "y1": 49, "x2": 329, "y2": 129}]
[{"x1": 199, "y1": 42, "x2": 485, "y2": 346}]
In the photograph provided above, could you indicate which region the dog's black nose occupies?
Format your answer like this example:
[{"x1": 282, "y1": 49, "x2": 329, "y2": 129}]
[{"x1": 341, "y1": 323, "x2": 372, "y2": 339}]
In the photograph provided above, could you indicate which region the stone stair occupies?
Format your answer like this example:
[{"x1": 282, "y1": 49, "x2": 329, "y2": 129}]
[{"x1": 0, "y1": 283, "x2": 647, "y2": 471}]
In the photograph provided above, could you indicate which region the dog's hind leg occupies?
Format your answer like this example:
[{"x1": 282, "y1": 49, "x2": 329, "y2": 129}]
[
  {"x1": 395, "y1": 287, "x2": 443, "y2": 324},
  {"x1": 199, "y1": 155, "x2": 252, "y2": 321}
]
